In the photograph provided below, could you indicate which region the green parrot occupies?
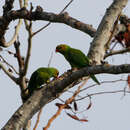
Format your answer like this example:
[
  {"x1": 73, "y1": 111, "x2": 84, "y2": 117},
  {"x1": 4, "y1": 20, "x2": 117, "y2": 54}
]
[
  {"x1": 55, "y1": 44, "x2": 100, "y2": 85},
  {"x1": 27, "y1": 67, "x2": 59, "y2": 96}
]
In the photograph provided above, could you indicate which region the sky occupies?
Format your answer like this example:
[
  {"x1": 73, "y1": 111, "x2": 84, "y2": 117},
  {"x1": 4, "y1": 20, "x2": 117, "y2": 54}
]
[{"x1": 0, "y1": 0, "x2": 130, "y2": 130}]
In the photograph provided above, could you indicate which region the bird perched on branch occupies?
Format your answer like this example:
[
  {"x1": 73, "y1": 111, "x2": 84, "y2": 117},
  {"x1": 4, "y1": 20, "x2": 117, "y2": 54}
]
[
  {"x1": 55, "y1": 44, "x2": 100, "y2": 85},
  {"x1": 27, "y1": 67, "x2": 59, "y2": 96}
]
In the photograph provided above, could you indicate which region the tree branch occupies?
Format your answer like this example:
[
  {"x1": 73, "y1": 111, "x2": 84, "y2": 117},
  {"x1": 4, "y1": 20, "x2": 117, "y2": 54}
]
[
  {"x1": 0, "y1": 55, "x2": 19, "y2": 74},
  {"x1": 32, "y1": 0, "x2": 74, "y2": 36},
  {"x1": 88, "y1": 0, "x2": 128, "y2": 64},
  {"x1": 23, "y1": 22, "x2": 32, "y2": 76},
  {"x1": 76, "y1": 89, "x2": 130, "y2": 101},
  {"x1": 6, "y1": 8, "x2": 96, "y2": 37},
  {"x1": 0, "y1": 62, "x2": 18, "y2": 84},
  {"x1": 3, "y1": 19, "x2": 23, "y2": 47},
  {"x1": 2, "y1": 63, "x2": 130, "y2": 130},
  {"x1": 104, "y1": 47, "x2": 130, "y2": 58},
  {"x1": 3, "y1": 0, "x2": 15, "y2": 15}
]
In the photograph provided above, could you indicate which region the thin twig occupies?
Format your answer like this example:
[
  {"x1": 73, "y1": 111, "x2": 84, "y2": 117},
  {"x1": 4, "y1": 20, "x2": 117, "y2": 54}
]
[
  {"x1": 80, "y1": 79, "x2": 126, "y2": 92},
  {"x1": 48, "y1": 52, "x2": 53, "y2": 67},
  {"x1": 32, "y1": 22, "x2": 51, "y2": 36},
  {"x1": 14, "y1": 41, "x2": 24, "y2": 72},
  {"x1": 0, "y1": 55, "x2": 19, "y2": 74},
  {"x1": 0, "y1": 62, "x2": 18, "y2": 84},
  {"x1": 109, "y1": 42, "x2": 118, "y2": 52},
  {"x1": 59, "y1": 0, "x2": 74, "y2": 14},
  {"x1": 33, "y1": 109, "x2": 43, "y2": 130},
  {"x1": 104, "y1": 47, "x2": 130, "y2": 58},
  {"x1": 19, "y1": 0, "x2": 23, "y2": 8},
  {"x1": 76, "y1": 89, "x2": 130, "y2": 101},
  {"x1": 32, "y1": 0, "x2": 74, "y2": 36}
]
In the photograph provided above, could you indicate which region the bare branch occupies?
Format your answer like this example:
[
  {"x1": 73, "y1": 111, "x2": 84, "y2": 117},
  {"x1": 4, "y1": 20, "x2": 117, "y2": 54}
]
[
  {"x1": 0, "y1": 55, "x2": 19, "y2": 75},
  {"x1": 76, "y1": 89, "x2": 130, "y2": 101},
  {"x1": 3, "y1": 0, "x2": 14, "y2": 15},
  {"x1": 1, "y1": 0, "x2": 23, "y2": 48},
  {"x1": 88, "y1": 0, "x2": 128, "y2": 64},
  {"x1": 14, "y1": 41, "x2": 24, "y2": 72},
  {"x1": 19, "y1": 0, "x2": 23, "y2": 8},
  {"x1": 32, "y1": 22, "x2": 51, "y2": 36},
  {"x1": 23, "y1": 21, "x2": 33, "y2": 76},
  {"x1": 80, "y1": 79, "x2": 126, "y2": 92},
  {"x1": 2, "y1": 63, "x2": 130, "y2": 129},
  {"x1": 33, "y1": 109, "x2": 43, "y2": 130},
  {"x1": 3, "y1": 19, "x2": 23, "y2": 47},
  {"x1": 5, "y1": 8, "x2": 96, "y2": 37},
  {"x1": 60, "y1": 0, "x2": 74, "y2": 14},
  {"x1": 0, "y1": 1, "x2": 96, "y2": 47},
  {"x1": 104, "y1": 47, "x2": 130, "y2": 58},
  {"x1": 32, "y1": 0, "x2": 74, "y2": 36},
  {"x1": 0, "y1": 62, "x2": 18, "y2": 84}
]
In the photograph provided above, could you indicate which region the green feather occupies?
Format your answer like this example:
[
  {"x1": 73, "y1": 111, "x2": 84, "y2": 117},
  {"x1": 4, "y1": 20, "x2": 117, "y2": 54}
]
[
  {"x1": 56, "y1": 44, "x2": 100, "y2": 85},
  {"x1": 27, "y1": 67, "x2": 59, "y2": 96}
]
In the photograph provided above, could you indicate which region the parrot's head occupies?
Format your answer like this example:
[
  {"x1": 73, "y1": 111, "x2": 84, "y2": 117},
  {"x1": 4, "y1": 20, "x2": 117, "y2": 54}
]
[
  {"x1": 55, "y1": 44, "x2": 70, "y2": 54},
  {"x1": 49, "y1": 67, "x2": 59, "y2": 78}
]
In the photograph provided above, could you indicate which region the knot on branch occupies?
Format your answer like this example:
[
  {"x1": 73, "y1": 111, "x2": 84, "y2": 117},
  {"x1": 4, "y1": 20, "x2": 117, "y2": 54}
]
[
  {"x1": 35, "y1": 6, "x2": 43, "y2": 13},
  {"x1": 6, "y1": 8, "x2": 28, "y2": 21},
  {"x1": 3, "y1": 0, "x2": 14, "y2": 15},
  {"x1": 59, "y1": 12, "x2": 69, "y2": 20},
  {"x1": 120, "y1": 14, "x2": 130, "y2": 25}
]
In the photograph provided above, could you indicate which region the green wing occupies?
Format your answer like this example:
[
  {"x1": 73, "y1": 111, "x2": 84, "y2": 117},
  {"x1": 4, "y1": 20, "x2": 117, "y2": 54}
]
[
  {"x1": 65, "y1": 48, "x2": 89, "y2": 68},
  {"x1": 28, "y1": 68, "x2": 50, "y2": 95},
  {"x1": 64, "y1": 48, "x2": 100, "y2": 84}
]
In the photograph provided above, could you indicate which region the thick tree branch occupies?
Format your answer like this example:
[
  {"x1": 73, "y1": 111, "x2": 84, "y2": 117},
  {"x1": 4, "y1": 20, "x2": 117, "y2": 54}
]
[
  {"x1": 0, "y1": 8, "x2": 96, "y2": 47},
  {"x1": 6, "y1": 8, "x2": 96, "y2": 37},
  {"x1": 2, "y1": 63, "x2": 130, "y2": 130},
  {"x1": 0, "y1": 1, "x2": 129, "y2": 48},
  {"x1": 88, "y1": 0, "x2": 128, "y2": 64}
]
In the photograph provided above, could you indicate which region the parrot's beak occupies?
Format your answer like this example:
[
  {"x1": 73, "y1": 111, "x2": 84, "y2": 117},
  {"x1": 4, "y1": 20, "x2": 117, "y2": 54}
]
[{"x1": 55, "y1": 49, "x2": 58, "y2": 52}]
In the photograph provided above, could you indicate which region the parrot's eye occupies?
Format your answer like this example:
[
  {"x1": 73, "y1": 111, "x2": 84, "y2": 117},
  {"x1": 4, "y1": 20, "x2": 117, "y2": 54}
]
[{"x1": 58, "y1": 46, "x2": 62, "y2": 49}]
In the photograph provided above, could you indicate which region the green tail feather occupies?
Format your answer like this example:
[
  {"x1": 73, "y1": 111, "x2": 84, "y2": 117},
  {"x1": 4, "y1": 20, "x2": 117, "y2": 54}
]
[{"x1": 90, "y1": 74, "x2": 100, "y2": 85}]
